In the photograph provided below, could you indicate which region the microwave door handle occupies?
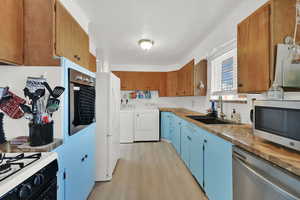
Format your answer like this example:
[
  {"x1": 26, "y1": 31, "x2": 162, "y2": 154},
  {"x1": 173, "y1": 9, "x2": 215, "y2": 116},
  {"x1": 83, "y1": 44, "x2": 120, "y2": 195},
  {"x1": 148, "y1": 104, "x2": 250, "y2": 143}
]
[{"x1": 234, "y1": 155, "x2": 300, "y2": 200}]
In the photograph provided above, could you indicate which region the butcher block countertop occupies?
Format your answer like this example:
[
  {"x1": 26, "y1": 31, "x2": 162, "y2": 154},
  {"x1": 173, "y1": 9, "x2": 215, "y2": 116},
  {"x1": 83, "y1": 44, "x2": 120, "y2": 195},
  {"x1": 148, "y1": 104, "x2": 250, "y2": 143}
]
[
  {"x1": 160, "y1": 108, "x2": 300, "y2": 177},
  {"x1": 0, "y1": 138, "x2": 63, "y2": 153}
]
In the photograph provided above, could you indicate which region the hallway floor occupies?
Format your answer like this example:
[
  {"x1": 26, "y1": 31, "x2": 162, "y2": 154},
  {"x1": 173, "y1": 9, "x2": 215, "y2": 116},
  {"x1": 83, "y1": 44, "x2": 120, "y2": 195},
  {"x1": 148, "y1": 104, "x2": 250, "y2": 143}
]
[{"x1": 88, "y1": 142, "x2": 207, "y2": 200}]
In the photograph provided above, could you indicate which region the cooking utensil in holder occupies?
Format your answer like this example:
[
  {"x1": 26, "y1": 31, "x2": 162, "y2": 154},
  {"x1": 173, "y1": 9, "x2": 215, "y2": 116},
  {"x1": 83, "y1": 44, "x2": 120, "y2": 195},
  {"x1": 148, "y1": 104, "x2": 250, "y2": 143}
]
[{"x1": 29, "y1": 122, "x2": 53, "y2": 147}]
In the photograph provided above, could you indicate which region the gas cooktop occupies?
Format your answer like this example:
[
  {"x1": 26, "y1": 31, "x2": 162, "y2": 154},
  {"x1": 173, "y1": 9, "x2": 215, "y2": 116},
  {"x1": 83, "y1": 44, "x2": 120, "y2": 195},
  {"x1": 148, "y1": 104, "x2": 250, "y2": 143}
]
[{"x1": 0, "y1": 153, "x2": 41, "y2": 182}]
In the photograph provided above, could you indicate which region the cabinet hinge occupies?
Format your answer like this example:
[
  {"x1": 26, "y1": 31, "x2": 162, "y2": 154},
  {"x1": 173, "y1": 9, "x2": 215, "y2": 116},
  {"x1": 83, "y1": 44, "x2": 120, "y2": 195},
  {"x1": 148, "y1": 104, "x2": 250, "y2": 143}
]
[{"x1": 63, "y1": 171, "x2": 66, "y2": 180}]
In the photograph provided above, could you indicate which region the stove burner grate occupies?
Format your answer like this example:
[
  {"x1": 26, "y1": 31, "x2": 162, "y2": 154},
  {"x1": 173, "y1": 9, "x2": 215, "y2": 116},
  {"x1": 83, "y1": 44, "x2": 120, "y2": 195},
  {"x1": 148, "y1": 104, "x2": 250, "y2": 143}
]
[{"x1": 0, "y1": 164, "x2": 11, "y2": 175}]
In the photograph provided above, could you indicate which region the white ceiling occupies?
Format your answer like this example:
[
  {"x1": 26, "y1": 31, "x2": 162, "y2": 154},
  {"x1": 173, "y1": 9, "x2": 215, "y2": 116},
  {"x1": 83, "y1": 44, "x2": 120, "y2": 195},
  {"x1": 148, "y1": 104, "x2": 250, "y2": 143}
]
[{"x1": 76, "y1": 0, "x2": 242, "y2": 67}]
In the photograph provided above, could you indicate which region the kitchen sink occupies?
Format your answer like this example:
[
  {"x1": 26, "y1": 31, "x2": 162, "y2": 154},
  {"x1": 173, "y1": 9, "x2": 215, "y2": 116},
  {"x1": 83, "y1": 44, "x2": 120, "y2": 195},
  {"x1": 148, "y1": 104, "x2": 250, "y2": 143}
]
[{"x1": 186, "y1": 115, "x2": 239, "y2": 125}]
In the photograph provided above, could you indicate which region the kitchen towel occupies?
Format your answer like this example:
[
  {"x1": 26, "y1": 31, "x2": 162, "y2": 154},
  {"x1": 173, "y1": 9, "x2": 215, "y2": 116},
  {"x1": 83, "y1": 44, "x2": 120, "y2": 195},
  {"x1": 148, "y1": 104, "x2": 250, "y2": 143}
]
[{"x1": 0, "y1": 91, "x2": 26, "y2": 119}]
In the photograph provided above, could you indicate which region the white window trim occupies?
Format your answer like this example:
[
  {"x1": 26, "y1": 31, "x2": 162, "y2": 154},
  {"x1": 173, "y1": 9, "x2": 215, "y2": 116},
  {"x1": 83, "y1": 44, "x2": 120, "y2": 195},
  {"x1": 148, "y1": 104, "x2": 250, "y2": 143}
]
[{"x1": 208, "y1": 39, "x2": 246, "y2": 102}]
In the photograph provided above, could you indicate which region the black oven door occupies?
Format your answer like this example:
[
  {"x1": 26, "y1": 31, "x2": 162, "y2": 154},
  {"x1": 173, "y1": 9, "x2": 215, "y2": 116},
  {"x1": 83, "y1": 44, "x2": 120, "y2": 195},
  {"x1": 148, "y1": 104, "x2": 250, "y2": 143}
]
[
  {"x1": 68, "y1": 69, "x2": 96, "y2": 136},
  {"x1": 34, "y1": 178, "x2": 57, "y2": 200}
]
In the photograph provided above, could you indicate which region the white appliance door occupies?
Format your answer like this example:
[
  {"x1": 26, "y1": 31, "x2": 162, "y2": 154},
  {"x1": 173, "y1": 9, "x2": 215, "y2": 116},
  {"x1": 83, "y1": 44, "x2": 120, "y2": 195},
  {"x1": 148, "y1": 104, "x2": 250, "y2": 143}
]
[
  {"x1": 120, "y1": 111, "x2": 134, "y2": 143},
  {"x1": 134, "y1": 110, "x2": 159, "y2": 141},
  {"x1": 107, "y1": 74, "x2": 121, "y2": 176}
]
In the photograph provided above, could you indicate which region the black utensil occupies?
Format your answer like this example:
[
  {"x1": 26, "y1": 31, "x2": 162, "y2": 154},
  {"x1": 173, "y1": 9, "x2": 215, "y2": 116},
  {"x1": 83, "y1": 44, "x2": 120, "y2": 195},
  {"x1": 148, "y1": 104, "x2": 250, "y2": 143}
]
[
  {"x1": 20, "y1": 104, "x2": 32, "y2": 114},
  {"x1": 0, "y1": 113, "x2": 6, "y2": 144},
  {"x1": 52, "y1": 87, "x2": 65, "y2": 98},
  {"x1": 42, "y1": 82, "x2": 54, "y2": 97}
]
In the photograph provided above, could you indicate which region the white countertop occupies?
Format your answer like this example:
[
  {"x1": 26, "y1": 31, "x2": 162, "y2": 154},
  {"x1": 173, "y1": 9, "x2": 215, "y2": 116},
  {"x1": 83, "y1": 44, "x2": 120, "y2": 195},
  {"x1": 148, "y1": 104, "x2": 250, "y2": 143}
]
[{"x1": 0, "y1": 152, "x2": 58, "y2": 197}]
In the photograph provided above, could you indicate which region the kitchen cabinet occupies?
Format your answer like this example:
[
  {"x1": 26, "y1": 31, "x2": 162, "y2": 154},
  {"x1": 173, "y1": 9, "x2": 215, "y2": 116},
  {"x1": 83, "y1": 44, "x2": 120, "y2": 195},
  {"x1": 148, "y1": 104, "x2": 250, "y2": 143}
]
[
  {"x1": 171, "y1": 116, "x2": 185, "y2": 154},
  {"x1": 24, "y1": 0, "x2": 90, "y2": 68},
  {"x1": 194, "y1": 59, "x2": 207, "y2": 96},
  {"x1": 190, "y1": 129, "x2": 205, "y2": 187},
  {"x1": 161, "y1": 112, "x2": 171, "y2": 140},
  {"x1": 237, "y1": 0, "x2": 298, "y2": 93},
  {"x1": 177, "y1": 59, "x2": 195, "y2": 96},
  {"x1": 89, "y1": 53, "x2": 97, "y2": 72},
  {"x1": 63, "y1": 124, "x2": 96, "y2": 200},
  {"x1": 166, "y1": 71, "x2": 178, "y2": 96},
  {"x1": 56, "y1": 1, "x2": 89, "y2": 68},
  {"x1": 112, "y1": 71, "x2": 164, "y2": 92},
  {"x1": 168, "y1": 115, "x2": 232, "y2": 200},
  {"x1": 0, "y1": 0, "x2": 23, "y2": 65},
  {"x1": 113, "y1": 59, "x2": 206, "y2": 97},
  {"x1": 180, "y1": 126, "x2": 192, "y2": 167},
  {"x1": 134, "y1": 110, "x2": 159, "y2": 141},
  {"x1": 120, "y1": 110, "x2": 134, "y2": 143},
  {"x1": 203, "y1": 130, "x2": 232, "y2": 200}
]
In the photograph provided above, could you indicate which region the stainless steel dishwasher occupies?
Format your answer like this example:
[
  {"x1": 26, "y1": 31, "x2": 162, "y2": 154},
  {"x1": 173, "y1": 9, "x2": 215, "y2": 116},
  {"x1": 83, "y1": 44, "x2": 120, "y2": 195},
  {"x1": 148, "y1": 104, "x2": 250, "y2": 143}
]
[{"x1": 233, "y1": 147, "x2": 300, "y2": 200}]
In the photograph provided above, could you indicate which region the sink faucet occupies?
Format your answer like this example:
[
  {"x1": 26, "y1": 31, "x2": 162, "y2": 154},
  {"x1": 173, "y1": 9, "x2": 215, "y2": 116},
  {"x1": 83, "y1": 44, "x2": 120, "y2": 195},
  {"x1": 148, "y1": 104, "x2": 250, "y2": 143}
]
[{"x1": 218, "y1": 96, "x2": 226, "y2": 120}]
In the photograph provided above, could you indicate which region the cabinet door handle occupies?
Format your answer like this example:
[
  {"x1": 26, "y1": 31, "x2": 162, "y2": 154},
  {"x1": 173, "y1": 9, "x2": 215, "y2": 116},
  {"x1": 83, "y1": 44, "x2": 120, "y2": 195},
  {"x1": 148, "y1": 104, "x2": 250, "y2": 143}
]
[
  {"x1": 204, "y1": 139, "x2": 207, "y2": 143},
  {"x1": 238, "y1": 83, "x2": 243, "y2": 87},
  {"x1": 85, "y1": 154, "x2": 88, "y2": 159},
  {"x1": 81, "y1": 157, "x2": 85, "y2": 162}
]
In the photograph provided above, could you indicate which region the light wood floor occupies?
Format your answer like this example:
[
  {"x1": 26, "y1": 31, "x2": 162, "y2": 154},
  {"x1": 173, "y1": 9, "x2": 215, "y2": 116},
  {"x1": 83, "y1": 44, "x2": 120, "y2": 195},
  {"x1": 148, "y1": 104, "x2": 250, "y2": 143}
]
[{"x1": 88, "y1": 142, "x2": 207, "y2": 200}]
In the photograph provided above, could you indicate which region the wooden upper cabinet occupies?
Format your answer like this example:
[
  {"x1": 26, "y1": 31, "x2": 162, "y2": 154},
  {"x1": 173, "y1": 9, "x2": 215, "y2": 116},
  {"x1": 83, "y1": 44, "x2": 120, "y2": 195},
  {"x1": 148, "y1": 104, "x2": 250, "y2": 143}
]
[
  {"x1": 177, "y1": 59, "x2": 195, "y2": 96},
  {"x1": 238, "y1": 3, "x2": 270, "y2": 93},
  {"x1": 194, "y1": 59, "x2": 207, "y2": 96},
  {"x1": 0, "y1": 0, "x2": 23, "y2": 65},
  {"x1": 89, "y1": 53, "x2": 97, "y2": 72},
  {"x1": 237, "y1": 0, "x2": 298, "y2": 93},
  {"x1": 166, "y1": 71, "x2": 178, "y2": 96},
  {"x1": 55, "y1": 1, "x2": 89, "y2": 68},
  {"x1": 24, "y1": 0, "x2": 90, "y2": 68}
]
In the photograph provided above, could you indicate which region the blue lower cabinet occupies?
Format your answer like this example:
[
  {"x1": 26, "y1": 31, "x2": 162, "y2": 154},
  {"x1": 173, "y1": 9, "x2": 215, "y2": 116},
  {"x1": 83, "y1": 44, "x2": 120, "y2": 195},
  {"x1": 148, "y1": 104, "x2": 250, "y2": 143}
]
[
  {"x1": 161, "y1": 112, "x2": 171, "y2": 140},
  {"x1": 180, "y1": 126, "x2": 191, "y2": 167},
  {"x1": 57, "y1": 124, "x2": 96, "y2": 200},
  {"x1": 190, "y1": 130, "x2": 204, "y2": 187},
  {"x1": 172, "y1": 117, "x2": 182, "y2": 154},
  {"x1": 204, "y1": 132, "x2": 233, "y2": 200}
]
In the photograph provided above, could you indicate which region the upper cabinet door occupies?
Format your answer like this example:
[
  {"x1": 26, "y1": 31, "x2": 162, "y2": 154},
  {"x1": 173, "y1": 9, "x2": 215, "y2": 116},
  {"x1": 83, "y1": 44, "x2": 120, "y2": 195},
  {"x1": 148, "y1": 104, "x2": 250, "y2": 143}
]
[
  {"x1": 0, "y1": 0, "x2": 23, "y2": 65},
  {"x1": 166, "y1": 71, "x2": 178, "y2": 96},
  {"x1": 89, "y1": 53, "x2": 97, "y2": 72},
  {"x1": 194, "y1": 59, "x2": 207, "y2": 96},
  {"x1": 237, "y1": 3, "x2": 271, "y2": 93},
  {"x1": 55, "y1": 1, "x2": 89, "y2": 68}
]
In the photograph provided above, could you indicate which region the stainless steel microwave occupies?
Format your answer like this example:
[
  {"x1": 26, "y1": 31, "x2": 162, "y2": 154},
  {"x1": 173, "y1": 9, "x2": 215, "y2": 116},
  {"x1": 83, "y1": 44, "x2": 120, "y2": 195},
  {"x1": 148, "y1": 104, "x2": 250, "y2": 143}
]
[{"x1": 254, "y1": 100, "x2": 300, "y2": 151}]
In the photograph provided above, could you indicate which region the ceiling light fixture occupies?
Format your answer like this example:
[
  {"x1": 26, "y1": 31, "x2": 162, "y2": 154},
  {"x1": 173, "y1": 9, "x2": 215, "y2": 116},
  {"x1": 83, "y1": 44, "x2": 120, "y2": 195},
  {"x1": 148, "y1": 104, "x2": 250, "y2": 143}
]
[{"x1": 138, "y1": 39, "x2": 154, "y2": 50}]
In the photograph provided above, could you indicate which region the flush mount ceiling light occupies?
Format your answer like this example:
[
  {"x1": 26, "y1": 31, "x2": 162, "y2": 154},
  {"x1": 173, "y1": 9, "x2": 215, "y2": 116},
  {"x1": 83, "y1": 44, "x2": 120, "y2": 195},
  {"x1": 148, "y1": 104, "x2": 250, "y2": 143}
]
[{"x1": 138, "y1": 39, "x2": 154, "y2": 50}]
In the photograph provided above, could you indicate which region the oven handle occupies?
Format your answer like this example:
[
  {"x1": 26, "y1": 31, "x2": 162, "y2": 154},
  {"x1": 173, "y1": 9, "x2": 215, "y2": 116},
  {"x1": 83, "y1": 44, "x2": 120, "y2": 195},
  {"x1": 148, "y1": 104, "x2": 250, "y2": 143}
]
[{"x1": 233, "y1": 153, "x2": 300, "y2": 200}]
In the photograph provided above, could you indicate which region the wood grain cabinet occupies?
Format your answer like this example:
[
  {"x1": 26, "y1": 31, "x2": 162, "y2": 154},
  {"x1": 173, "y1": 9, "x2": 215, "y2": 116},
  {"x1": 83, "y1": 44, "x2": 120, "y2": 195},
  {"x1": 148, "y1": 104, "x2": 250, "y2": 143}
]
[
  {"x1": 237, "y1": 0, "x2": 298, "y2": 93},
  {"x1": 194, "y1": 59, "x2": 207, "y2": 96},
  {"x1": 113, "y1": 59, "x2": 207, "y2": 97},
  {"x1": 24, "y1": 0, "x2": 90, "y2": 69},
  {"x1": 89, "y1": 53, "x2": 97, "y2": 72},
  {"x1": 0, "y1": 0, "x2": 24, "y2": 65}
]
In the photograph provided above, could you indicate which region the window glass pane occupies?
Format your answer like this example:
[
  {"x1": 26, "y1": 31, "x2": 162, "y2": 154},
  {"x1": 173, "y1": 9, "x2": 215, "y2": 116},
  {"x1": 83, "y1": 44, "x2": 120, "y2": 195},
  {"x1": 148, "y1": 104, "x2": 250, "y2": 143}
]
[{"x1": 222, "y1": 57, "x2": 234, "y2": 91}]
